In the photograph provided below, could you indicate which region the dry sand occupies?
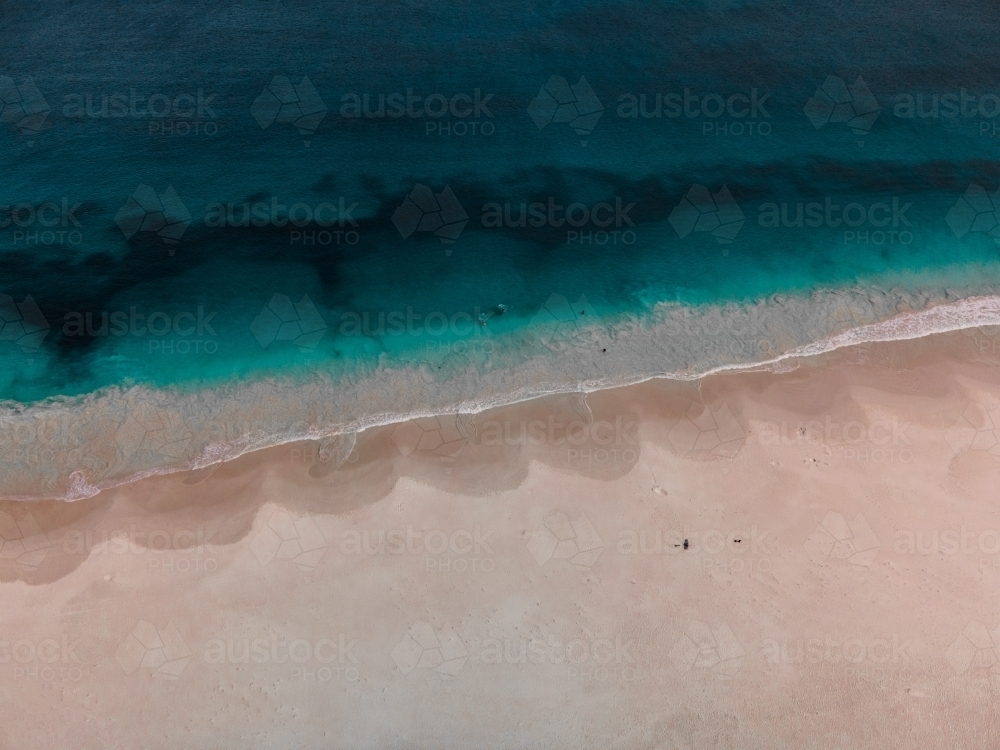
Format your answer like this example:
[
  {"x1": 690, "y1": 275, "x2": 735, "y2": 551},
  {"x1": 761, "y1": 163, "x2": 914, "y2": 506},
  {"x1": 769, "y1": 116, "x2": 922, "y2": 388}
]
[{"x1": 6, "y1": 328, "x2": 1000, "y2": 748}]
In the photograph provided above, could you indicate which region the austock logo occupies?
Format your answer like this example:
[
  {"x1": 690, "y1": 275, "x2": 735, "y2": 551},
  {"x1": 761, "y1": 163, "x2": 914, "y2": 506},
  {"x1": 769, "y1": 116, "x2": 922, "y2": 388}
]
[
  {"x1": 526, "y1": 510, "x2": 604, "y2": 570},
  {"x1": 204, "y1": 196, "x2": 361, "y2": 248},
  {"x1": 669, "y1": 185, "x2": 745, "y2": 245},
  {"x1": 114, "y1": 405, "x2": 193, "y2": 461},
  {"x1": 115, "y1": 185, "x2": 192, "y2": 251},
  {"x1": 479, "y1": 412, "x2": 638, "y2": 469},
  {"x1": 758, "y1": 414, "x2": 914, "y2": 464},
  {"x1": 63, "y1": 307, "x2": 218, "y2": 358},
  {"x1": 529, "y1": 293, "x2": 596, "y2": 350},
  {"x1": 392, "y1": 620, "x2": 468, "y2": 680},
  {"x1": 804, "y1": 512, "x2": 880, "y2": 568},
  {"x1": 250, "y1": 293, "x2": 327, "y2": 350},
  {"x1": 804, "y1": 75, "x2": 880, "y2": 137},
  {"x1": 473, "y1": 633, "x2": 637, "y2": 682},
  {"x1": 202, "y1": 634, "x2": 359, "y2": 669},
  {"x1": 668, "y1": 401, "x2": 746, "y2": 459},
  {"x1": 0, "y1": 294, "x2": 49, "y2": 352},
  {"x1": 669, "y1": 621, "x2": 745, "y2": 677},
  {"x1": 1, "y1": 634, "x2": 84, "y2": 682},
  {"x1": 390, "y1": 415, "x2": 471, "y2": 473},
  {"x1": 945, "y1": 403, "x2": 1000, "y2": 461},
  {"x1": 616, "y1": 525, "x2": 772, "y2": 560},
  {"x1": 115, "y1": 620, "x2": 192, "y2": 679},
  {"x1": 250, "y1": 510, "x2": 327, "y2": 571},
  {"x1": 251, "y1": 75, "x2": 327, "y2": 146},
  {"x1": 0, "y1": 512, "x2": 50, "y2": 571},
  {"x1": 339, "y1": 525, "x2": 494, "y2": 557},
  {"x1": 480, "y1": 197, "x2": 636, "y2": 246},
  {"x1": 616, "y1": 87, "x2": 772, "y2": 137},
  {"x1": 947, "y1": 622, "x2": 1000, "y2": 675},
  {"x1": 528, "y1": 75, "x2": 603, "y2": 146},
  {"x1": 762, "y1": 634, "x2": 913, "y2": 668},
  {"x1": 62, "y1": 87, "x2": 218, "y2": 137},
  {"x1": 945, "y1": 402, "x2": 1000, "y2": 460},
  {"x1": 756, "y1": 197, "x2": 914, "y2": 250},
  {"x1": 338, "y1": 88, "x2": 495, "y2": 137},
  {"x1": 0, "y1": 198, "x2": 85, "y2": 247},
  {"x1": 61, "y1": 524, "x2": 220, "y2": 559},
  {"x1": 392, "y1": 184, "x2": 468, "y2": 249},
  {"x1": 0, "y1": 76, "x2": 50, "y2": 140},
  {"x1": 946, "y1": 184, "x2": 1000, "y2": 245}
]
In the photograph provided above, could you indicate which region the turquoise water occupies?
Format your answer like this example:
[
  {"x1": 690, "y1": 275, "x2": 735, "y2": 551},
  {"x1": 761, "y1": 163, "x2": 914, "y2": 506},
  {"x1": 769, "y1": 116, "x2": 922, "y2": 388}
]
[{"x1": 2, "y1": 0, "x2": 1000, "y2": 405}]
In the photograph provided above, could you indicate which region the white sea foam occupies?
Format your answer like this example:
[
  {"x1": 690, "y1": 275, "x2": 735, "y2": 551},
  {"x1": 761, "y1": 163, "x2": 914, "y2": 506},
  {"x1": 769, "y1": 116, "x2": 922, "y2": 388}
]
[
  {"x1": 670, "y1": 293, "x2": 1000, "y2": 380},
  {"x1": 2, "y1": 286, "x2": 999, "y2": 501}
]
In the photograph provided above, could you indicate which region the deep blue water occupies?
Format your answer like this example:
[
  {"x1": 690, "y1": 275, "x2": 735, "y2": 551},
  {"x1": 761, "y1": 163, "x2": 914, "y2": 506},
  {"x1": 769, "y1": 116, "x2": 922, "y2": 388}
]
[{"x1": 2, "y1": 0, "x2": 1000, "y2": 403}]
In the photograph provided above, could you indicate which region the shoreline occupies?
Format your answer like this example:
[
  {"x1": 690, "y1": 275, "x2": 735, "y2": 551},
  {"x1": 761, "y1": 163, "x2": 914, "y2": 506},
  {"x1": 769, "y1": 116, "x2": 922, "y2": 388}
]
[{"x1": 4, "y1": 286, "x2": 1000, "y2": 502}]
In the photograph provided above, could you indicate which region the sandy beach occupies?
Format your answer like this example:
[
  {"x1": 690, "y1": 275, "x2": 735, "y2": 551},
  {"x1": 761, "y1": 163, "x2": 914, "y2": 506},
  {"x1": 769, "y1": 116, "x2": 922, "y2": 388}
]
[
  {"x1": 6, "y1": 328, "x2": 1000, "y2": 748},
  {"x1": 8, "y1": 0, "x2": 1000, "y2": 744}
]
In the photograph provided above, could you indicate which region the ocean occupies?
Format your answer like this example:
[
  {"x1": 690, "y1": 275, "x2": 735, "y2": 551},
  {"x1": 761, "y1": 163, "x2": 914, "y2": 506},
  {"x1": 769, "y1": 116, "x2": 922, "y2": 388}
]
[{"x1": 3, "y1": 0, "x2": 1000, "y2": 498}]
